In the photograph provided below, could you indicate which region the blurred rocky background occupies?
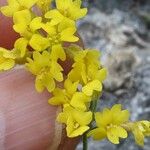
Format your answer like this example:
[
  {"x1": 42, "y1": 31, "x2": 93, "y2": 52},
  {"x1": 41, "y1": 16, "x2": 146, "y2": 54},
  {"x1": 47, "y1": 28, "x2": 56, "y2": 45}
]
[{"x1": 76, "y1": 0, "x2": 150, "y2": 150}]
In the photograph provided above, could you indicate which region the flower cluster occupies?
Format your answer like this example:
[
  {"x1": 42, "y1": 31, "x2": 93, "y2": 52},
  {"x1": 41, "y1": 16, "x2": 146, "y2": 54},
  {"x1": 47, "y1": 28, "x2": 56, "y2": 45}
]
[{"x1": 0, "y1": 0, "x2": 149, "y2": 149}]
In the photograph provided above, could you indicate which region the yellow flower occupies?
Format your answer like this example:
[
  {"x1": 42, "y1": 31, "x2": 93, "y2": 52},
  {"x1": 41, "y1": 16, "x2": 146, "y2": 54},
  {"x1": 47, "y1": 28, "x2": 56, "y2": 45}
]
[
  {"x1": 69, "y1": 50, "x2": 106, "y2": 83},
  {"x1": 13, "y1": 9, "x2": 32, "y2": 34},
  {"x1": 88, "y1": 104, "x2": 130, "y2": 144},
  {"x1": 70, "y1": 92, "x2": 91, "y2": 111},
  {"x1": 29, "y1": 34, "x2": 50, "y2": 52},
  {"x1": 37, "y1": 0, "x2": 52, "y2": 14},
  {"x1": 13, "y1": 37, "x2": 28, "y2": 58},
  {"x1": 0, "y1": 0, "x2": 38, "y2": 17},
  {"x1": 29, "y1": 17, "x2": 43, "y2": 32},
  {"x1": 131, "y1": 121, "x2": 150, "y2": 146},
  {"x1": 48, "y1": 78, "x2": 78, "y2": 105},
  {"x1": 49, "y1": 78, "x2": 91, "y2": 111},
  {"x1": 57, "y1": 105, "x2": 92, "y2": 137},
  {"x1": 29, "y1": 19, "x2": 78, "y2": 52},
  {"x1": 50, "y1": 44, "x2": 66, "y2": 61},
  {"x1": 45, "y1": 0, "x2": 87, "y2": 25},
  {"x1": 0, "y1": 48, "x2": 15, "y2": 71},
  {"x1": 13, "y1": 11, "x2": 43, "y2": 37},
  {"x1": 82, "y1": 80, "x2": 102, "y2": 96},
  {"x1": 41, "y1": 19, "x2": 79, "y2": 45},
  {"x1": 26, "y1": 50, "x2": 64, "y2": 92},
  {"x1": 68, "y1": 48, "x2": 107, "y2": 96}
]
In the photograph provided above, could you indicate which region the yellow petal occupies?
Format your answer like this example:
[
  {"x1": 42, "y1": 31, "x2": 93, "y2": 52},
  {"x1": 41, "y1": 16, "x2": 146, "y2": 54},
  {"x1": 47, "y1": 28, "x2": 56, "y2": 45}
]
[
  {"x1": 133, "y1": 127, "x2": 144, "y2": 146},
  {"x1": 35, "y1": 76, "x2": 45, "y2": 92},
  {"x1": 30, "y1": 17, "x2": 42, "y2": 32},
  {"x1": 41, "y1": 23, "x2": 56, "y2": 35},
  {"x1": 50, "y1": 61, "x2": 63, "y2": 82},
  {"x1": 37, "y1": 0, "x2": 52, "y2": 13},
  {"x1": 66, "y1": 115, "x2": 89, "y2": 137},
  {"x1": 0, "y1": 0, "x2": 19, "y2": 17},
  {"x1": 51, "y1": 44, "x2": 66, "y2": 61},
  {"x1": 42, "y1": 74, "x2": 55, "y2": 92},
  {"x1": 88, "y1": 127, "x2": 106, "y2": 140},
  {"x1": 0, "y1": 57, "x2": 15, "y2": 71},
  {"x1": 117, "y1": 126, "x2": 128, "y2": 138},
  {"x1": 45, "y1": 9, "x2": 64, "y2": 25},
  {"x1": 29, "y1": 34, "x2": 50, "y2": 51},
  {"x1": 70, "y1": 92, "x2": 90, "y2": 111},
  {"x1": 82, "y1": 80, "x2": 102, "y2": 96},
  {"x1": 60, "y1": 27, "x2": 79, "y2": 42},
  {"x1": 58, "y1": 18, "x2": 75, "y2": 32},
  {"x1": 111, "y1": 104, "x2": 130, "y2": 125},
  {"x1": 57, "y1": 112, "x2": 68, "y2": 124},
  {"x1": 48, "y1": 88, "x2": 68, "y2": 105},
  {"x1": 14, "y1": 38, "x2": 28, "y2": 57},
  {"x1": 18, "y1": 0, "x2": 38, "y2": 8},
  {"x1": 56, "y1": 0, "x2": 71, "y2": 10},
  {"x1": 0, "y1": 48, "x2": 15, "y2": 59},
  {"x1": 49, "y1": 97, "x2": 65, "y2": 105},
  {"x1": 69, "y1": 7, "x2": 87, "y2": 20},
  {"x1": 73, "y1": 0, "x2": 82, "y2": 7},
  {"x1": 107, "y1": 127, "x2": 120, "y2": 144},
  {"x1": 95, "y1": 68, "x2": 107, "y2": 81},
  {"x1": 67, "y1": 125, "x2": 89, "y2": 137},
  {"x1": 0, "y1": 48, "x2": 15, "y2": 71},
  {"x1": 95, "y1": 109, "x2": 112, "y2": 127},
  {"x1": 68, "y1": 67, "x2": 81, "y2": 82},
  {"x1": 64, "y1": 79, "x2": 78, "y2": 95},
  {"x1": 13, "y1": 9, "x2": 31, "y2": 33},
  {"x1": 35, "y1": 73, "x2": 55, "y2": 93},
  {"x1": 73, "y1": 110, "x2": 92, "y2": 126}
]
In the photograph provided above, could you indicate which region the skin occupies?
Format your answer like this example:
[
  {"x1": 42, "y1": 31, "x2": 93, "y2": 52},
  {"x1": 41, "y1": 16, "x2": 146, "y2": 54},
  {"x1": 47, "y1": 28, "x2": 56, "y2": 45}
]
[{"x1": 0, "y1": 0, "x2": 82, "y2": 149}]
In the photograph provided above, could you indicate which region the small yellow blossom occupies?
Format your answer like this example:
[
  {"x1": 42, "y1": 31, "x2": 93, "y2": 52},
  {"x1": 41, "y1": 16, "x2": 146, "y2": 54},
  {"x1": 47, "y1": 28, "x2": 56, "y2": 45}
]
[
  {"x1": 41, "y1": 19, "x2": 79, "y2": 46},
  {"x1": 70, "y1": 92, "x2": 91, "y2": 111},
  {"x1": 64, "y1": 78, "x2": 79, "y2": 95},
  {"x1": 88, "y1": 104, "x2": 130, "y2": 144},
  {"x1": 0, "y1": 0, "x2": 38, "y2": 17},
  {"x1": 26, "y1": 51, "x2": 63, "y2": 92},
  {"x1": 0, "y1": 48, "x2": 15, "y2": 71},
  {"x1": 50, "y1": 44, "x2": 66, "y2": 61},
  {"x1": 49, "y1": 77, "x2": 91, "y2": 110},
  {"x1": 57, "y1": 105, "x2": 92, "y2": 137},
  {"x1": 37, "y1": 0, "x2": 52, "y2": 14},
  {"x1": 29, "y1": 34, "x2": 50, "y2": 52},
  {"x1": 82, "y1": 80, "x2": 102, "y2": 96},
  {"x1": 131, "y1": 121, "x2": 150, "y2": 146},
  {"x1": 29, "y1": 20, "x2": 78, "y2": 52},
  {"x1": 68, "y1": 48, "x2": 107, "y2": 96},
  {"x1": 13, "y1": 37, "x2": 28, "y2": 57},
  {"x1": 48, "y1": 78, "x2": 78, "y2": 105},
  {"x1": 45, "y1": 0, "x2": 87, "y2": 25},
  {"x1": 14, "y1": 14, "x2": 43, "y2": 38},
  {"x1": 13, "y1": 9, "x2": 31, "y2": 34},
  {"x1": 29, "y1": 17, "x2": 43, "y2": 32}
]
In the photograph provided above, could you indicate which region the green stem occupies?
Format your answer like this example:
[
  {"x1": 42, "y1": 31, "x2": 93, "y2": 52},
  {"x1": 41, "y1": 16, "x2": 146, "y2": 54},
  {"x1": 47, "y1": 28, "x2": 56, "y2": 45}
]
[
  {"x1": 89, "y1": 91, "x2": 99, "y2": 127},
  {"x1": 82, "y1": 91, "x2": 100, "y2": 150},
  {"x1": 83, "y1": 132, "x2": 88, "y2": 150}
]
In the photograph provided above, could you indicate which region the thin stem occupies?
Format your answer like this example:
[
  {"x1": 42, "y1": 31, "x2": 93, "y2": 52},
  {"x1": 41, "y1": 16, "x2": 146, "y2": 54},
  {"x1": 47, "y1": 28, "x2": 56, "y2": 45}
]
[
  {"x1": 89, "y1": 91, "x2": 100, "y2": 127},
  {"x1": 82, "y1": 91, "x2": 100, "y2": 150},
  {"x1": 83, "y1": 132, "x2": 88, "y2": 150}
]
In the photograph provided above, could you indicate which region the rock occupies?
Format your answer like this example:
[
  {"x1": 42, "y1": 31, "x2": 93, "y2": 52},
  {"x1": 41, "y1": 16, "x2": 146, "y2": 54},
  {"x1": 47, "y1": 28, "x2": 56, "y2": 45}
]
[{"x1": 103, "y1": 50, "x2": 141, "y2": 92}]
